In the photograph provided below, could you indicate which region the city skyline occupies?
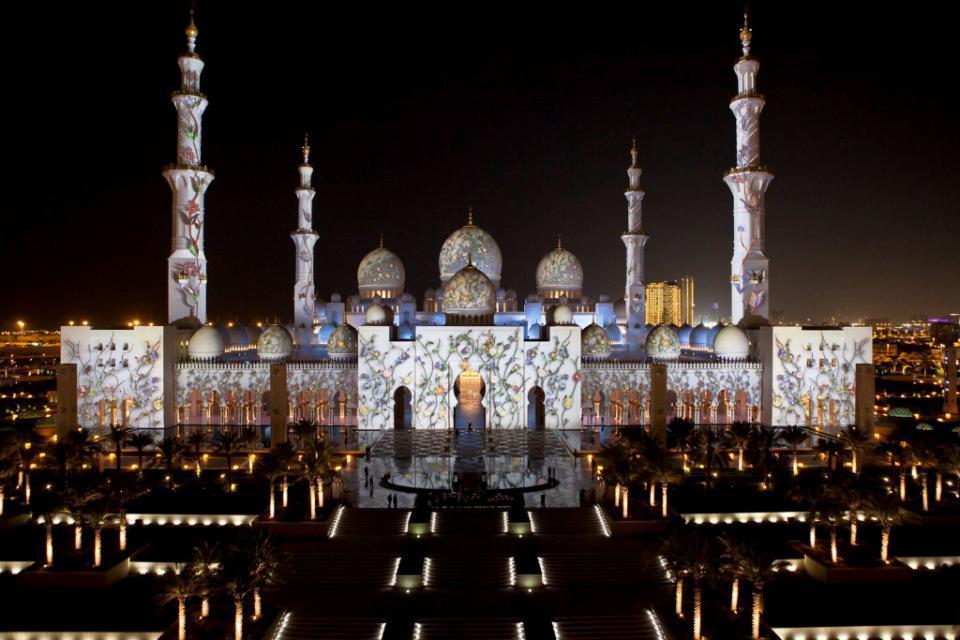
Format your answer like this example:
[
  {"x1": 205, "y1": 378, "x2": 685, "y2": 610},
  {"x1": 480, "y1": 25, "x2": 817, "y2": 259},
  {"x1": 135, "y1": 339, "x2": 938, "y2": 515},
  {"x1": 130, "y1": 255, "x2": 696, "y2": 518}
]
[{"x1": 3, "y1": 2, "x2": 958, "y2": 328}]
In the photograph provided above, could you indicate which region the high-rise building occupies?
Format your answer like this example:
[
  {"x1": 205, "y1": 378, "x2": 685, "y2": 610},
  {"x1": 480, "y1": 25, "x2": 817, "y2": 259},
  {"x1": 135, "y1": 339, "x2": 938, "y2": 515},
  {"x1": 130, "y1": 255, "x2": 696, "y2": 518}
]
[
  {"x1": 679, "y1": 275, "x2": 695, "y2": 325},
  {"x1": 645, "y1": 281, "x2": 682, "y2": 326}
]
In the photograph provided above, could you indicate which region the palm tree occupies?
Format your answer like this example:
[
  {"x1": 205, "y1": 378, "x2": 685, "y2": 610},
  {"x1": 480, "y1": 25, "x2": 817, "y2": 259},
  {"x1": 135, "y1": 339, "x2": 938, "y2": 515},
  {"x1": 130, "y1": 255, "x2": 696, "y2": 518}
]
[
  {"x1": 876, "y1": 438, "x2": 910, "y2": 501},
  {"x1": 907, "y1": 430, "x2": 936, "y2": 511},
  {"x1": 661, "y1": 527, "x2": 715, "y2": 640},
  {"x1": 10, "y1": 421, "x2": 40, "y2": 503},
  {"x1": 668, "y1": 418, "x2": 696, "y2": 473},
  {"x1": 291, "y1": 418, "x2": 317, "y2": 451},
  {"x1": 836, "y1": 473, "x2": 870, "y2": 545},
  {"x1": 187, "y1": 430, "x2": 210, "y2": 477},
  {"x1": 64, "y1": 480, "x2": 100, "y2": 552},
  {"x1": 787, "y1": 473, "x2": 824, "y2": 548},
  {"x1": 0, "y1": 451, "x2": 15, "y2": 517},
  {"x1": 151, "y1": 436, "x2": 188, "y2": 487},
  {"x1": 746, "y1": 426, "x2": 784, "y2": 489},
  {"x1": 49, "y1": 441, "x2": 75, "y2": 488},
  {"x1": 256, "y1": 453, "x2": 285, "y2": 520},
  {"x1": 599, "y1": 439, "x2": 632, "y2": 506},
  {"x1": 107, "y1": 426, "x2": 131, "y2": 472},
  {"x1": 271, "y1": 441, "x2": 296, "y2": 508},
  {"x1": 66, "y1": 428, "x2": 102, "y2": 470},
  {"x1": 242, "y1": 532, "x2": 281, "y2": 619},
  {"x1": 241, "y1": 428, "x2": 261, "y2": 474},
  {"x1": 83, "y1": 494, "x2": 112, "y2": 567},
  {"x1": 222, "y1": 549, "x2": 254, "y2": 640},
  {"x1": 309, "y1": 437, "x2": 339, "y2": 510},
  {"x1": 819, "y1": 488, "x2": 847, "y2": 564},
  {"x1": 33, "y1": 491, "x2": 63, "y2": 565},
  {"x1": 815, "y1": 437, "x2": 843, "y2": 473},
  {"x1": 191, "y1": 540, "x2": 221, "y2": 618},
  {"x1": 780, "y1": 426, "x2": 808, "y2": 476},
  {"x1": 837, "y1": 425, "x2": 873, "y2": 474},
  {"x1": 298, "y1": 437, "x2": 341, "y2": 519},
  {"x1": 214, "y1": 429, "x2": 245, "y2": 492},
  {"x1": 99, "y1": 474, "x2": 146, "y2": 552},
  {"x1": 127, "y1": 432, "x2": 155, "y2": 473},
  {"x1": 691, "y1": 427, "x2": 728, "y2": 488},
  {"x1": 157, "y1": 563, "x2": 196, "y2": 640},
  {"x1": 735, "y1": 546, "x2": 789, "y2": 639},
  {"x1": 641, "y1": 437, "x2": 679, "y2": 518},
  {"x1": 867, "y1": 489, "x2": 903, "y2": 564},
  {"x1": 726, "y1": 421, "x2": 754, "y2": 472},
  {"x1": 718, "y1": 533, "x2": 747, "y2": 614}
]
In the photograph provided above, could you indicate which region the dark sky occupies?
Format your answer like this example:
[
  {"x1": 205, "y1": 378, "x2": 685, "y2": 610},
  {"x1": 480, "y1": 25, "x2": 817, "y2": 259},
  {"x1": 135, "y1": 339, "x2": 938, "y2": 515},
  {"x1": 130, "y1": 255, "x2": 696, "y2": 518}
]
[{"x1": 5, "y1": 2, "x2": 958, "y2": 329}]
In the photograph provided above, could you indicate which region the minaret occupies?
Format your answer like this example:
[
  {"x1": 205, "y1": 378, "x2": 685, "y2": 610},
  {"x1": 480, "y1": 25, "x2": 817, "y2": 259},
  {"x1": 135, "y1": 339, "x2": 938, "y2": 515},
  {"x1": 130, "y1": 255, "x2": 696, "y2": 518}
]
[
  {"x1": 723, "y1": 8, "x2": 773, "y2": 325},
  {"x1": 291, "y1": 135, "x2": 319, "y2": 338},
  {"x1": 621, "y1": 139, "x2": 649, "y2": 339},
  {"x1": 163, "y1": 7, "x2": 214, "y2": 325}
]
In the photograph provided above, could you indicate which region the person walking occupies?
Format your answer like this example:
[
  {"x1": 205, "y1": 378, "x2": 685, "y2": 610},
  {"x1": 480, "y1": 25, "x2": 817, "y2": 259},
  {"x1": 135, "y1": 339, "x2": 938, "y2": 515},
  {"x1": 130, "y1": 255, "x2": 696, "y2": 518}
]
[{"x1": 540, "y1": 493, "x2": 546, "y2": 508}]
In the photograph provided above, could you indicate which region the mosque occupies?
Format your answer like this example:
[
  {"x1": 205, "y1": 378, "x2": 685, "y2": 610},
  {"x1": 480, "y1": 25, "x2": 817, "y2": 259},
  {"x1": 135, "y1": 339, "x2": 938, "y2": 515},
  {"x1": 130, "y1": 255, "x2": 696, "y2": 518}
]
[{"x1": 58, "y1": 9, "x2": 872, "y2": 440}]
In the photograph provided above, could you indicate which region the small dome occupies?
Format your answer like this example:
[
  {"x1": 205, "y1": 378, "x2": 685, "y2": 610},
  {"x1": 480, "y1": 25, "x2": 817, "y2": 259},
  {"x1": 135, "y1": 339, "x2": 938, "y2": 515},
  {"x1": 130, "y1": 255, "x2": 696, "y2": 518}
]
[
  {"x1": 439, "y1": 214, "x2": 503, "y2": 287},
  {"x1": 357, "y1": 245, "x2": 405, "y2": 298},
  {"x1": 552, "y1": 304, "x2": 573, "y2": 325},
  {"x1": 329, "y1": 292, "x2": 342, "y2": 303},
  {"x1": 327, "y1": 324, "x2": 358, "y2": 359},
  {"x1": 257, "y1": 324, "x2": 294, "y2": 360},
  {"x1": 690, "y1": 323, "x2": 710, "y2": 349},
  {"x1": 442, "y1": 265, "x2": 497, "y2": 319},
  {"x1": 714, "y1": 325, "x2": 750, "y2": 360},
  {"x1": 707, "y1": 323, "x2": 724, "y2": 348},
  {"x1": 213, "y1": 324, "x2": 232, "y2": 347},
  {"x1": 605, "y1": 322, "x2": 621, "y2": 342},
  {"x1": 188, "y1": 325, "x2": 225, "y2": 360},
  {"x1": 677, "y1": 324, "x2": 693, "y2": 347},
  {"x1": 365, "y1": 303, "x2": 390, "y2": 326},
  {"x1": 317, "y1": 322, "x2": 336, "y2": 341},
  {"x1": 646, "y1": 324, "x2": 681, "y2": 361},
  {"x1": 582, "y1": 323, "x2": 611, "y2": 359},
  {"x1": 536, "y1": 242, "x2": 584, "y2": 298},
  {"x1": 244, "y1": 324, "x2": 262, "y2": 344}
]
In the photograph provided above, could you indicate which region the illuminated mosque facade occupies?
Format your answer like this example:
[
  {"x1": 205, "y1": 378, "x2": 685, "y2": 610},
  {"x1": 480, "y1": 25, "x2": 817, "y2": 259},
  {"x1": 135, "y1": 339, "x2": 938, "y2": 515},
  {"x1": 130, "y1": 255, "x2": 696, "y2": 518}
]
[{"x1": 59, "y1": 10, "x2": 872, "y2": 437}]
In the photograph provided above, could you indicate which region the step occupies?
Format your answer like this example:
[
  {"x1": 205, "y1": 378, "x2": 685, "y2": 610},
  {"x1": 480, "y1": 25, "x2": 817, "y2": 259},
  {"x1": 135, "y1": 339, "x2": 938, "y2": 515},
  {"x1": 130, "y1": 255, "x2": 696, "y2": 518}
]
[
  {"x1": 423, "y1": 556, "x2": 515, "y2": 589},
  {"x1": 413, "y1": 618, "x2": 525, "y2": 640},
  {"x1": 528, "y1": 507, "x2": 608, "y2": 535},
  {"x1": 552, "y1": 613, "x2": 667, "y2": 640},
  {"x1": 431, "y1": 510, "x2": 509, "y2": 535},
  {"x1": 332, "y1": 508, "x2": 411, "y2": 536},
  {"x1": 538, "y1": 553, "x2": 669, "y2": 588},
  {"x1": 279, "y1": 552, "x2": 400, "y2": 589},
  {"x1": 271, "y1": 611, "x2": 386, "y2": 640}
]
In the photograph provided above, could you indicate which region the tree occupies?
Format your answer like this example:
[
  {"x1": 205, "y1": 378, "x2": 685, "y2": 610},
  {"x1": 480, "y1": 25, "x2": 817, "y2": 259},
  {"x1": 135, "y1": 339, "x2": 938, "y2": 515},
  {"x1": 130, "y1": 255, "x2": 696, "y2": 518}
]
[
  {"x1": 271, "y1": 441, "x2": 296, "y2": 508},
  {"x1": 815, "y1": 437, "x2": 843, "y2": 473},
  {"x1": 640, "y1": 437, "x2": 679, "y2": 518},
  {"x1": 191, "y1": 540, "x2": 221, "y2": 618},
  {"x1": 33, "y1": 491, "x2": 63, "y2": 565},
  {"x1": 107, "y1": 426, "x2": 132, "y2": 472},
  {"x1": 83, "y1": 494, "x2": 112, "y2": 567},
  {"x1": 9, "y1": 421, "x2": 41, "y2": 503},
  {"x1": 726, "y1": 421, "x2": 754, "y2": 472},
  {"x1": 788, "y1": 473, "x2": 825, "y2": 548},
  {"x1": 242, "y1": 532, "x2": 281, "y2": 619},
  {"x1": 779, "y1": 426, "x2": 808, "y2": 476},
  {"x1": 690, "y1": 427, "x2": 728, "y2": 488},
  {"x1": 876, "y1": 438, "x2": 910, "y2": 501},
  {"x1": 157, "y1": 564, "x2": 197, "y2": 640},
  {"x1": 735, "y1": 546, "x2": 789, "y2": 639},
  {"x1": 257, "y1": 453, "x2": 285, "y2": 520},
  {"x1": 746, "y1": 426, "x2": 784, "y2": 489},
  {"x1": 867, "y1": 490, "x2": 902, "y2": 564},
  {"x1": 718, "y1": 533, "x2": 747, "y2": 614},
  {"x1": 298, "y1": 437, "x2": 341, "y2": 519},
  {"x1": 835, "y1": 473, "x2": 870, "y2": 545},
  {"x1": 151, "y1": 436, "x2": 188, "y2": 487},
  {"x1": 668, "y1": 418, "x2": 696, "y2": 473},
  {"x1": 99, "y1": 474, "x2": 146, "y2": 552},
  {"x1": 66, "y1": 428, "x2": 102, "y2": 470},
  {"x1": 0, "y1": 450, "x2": 16, "y2": 517},
  {"x1": 186, "y1": 430, "x2": 210, "y2": 476},
  {"x1": 907, "y1": 430, "x2": 936, "y2": 512},
  {"x1": 291, "y1": 419, "x2": 317, "y2": 451},
  {"x1": 837, "y1": 425, "x2": 874, "y2": 474},
  {"x1": 661, "y1": 527, "x2": 716, "y2": 640},
  {"x1": 214, "y1": 429, "x2": 245, "y2": 492},
  {"x1": 818, "y1": 486, "x2": 847, "y2": 563},
  {"x1": 127, "y1": 431, "x2": 155, "y2": 473}
]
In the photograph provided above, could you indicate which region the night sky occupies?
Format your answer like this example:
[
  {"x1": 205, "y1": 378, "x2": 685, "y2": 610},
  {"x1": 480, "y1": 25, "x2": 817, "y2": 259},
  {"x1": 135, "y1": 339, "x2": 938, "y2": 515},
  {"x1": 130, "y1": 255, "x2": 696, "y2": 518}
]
[{"x1": 5, "y1": 2, "x2": 958, "y2": 329}]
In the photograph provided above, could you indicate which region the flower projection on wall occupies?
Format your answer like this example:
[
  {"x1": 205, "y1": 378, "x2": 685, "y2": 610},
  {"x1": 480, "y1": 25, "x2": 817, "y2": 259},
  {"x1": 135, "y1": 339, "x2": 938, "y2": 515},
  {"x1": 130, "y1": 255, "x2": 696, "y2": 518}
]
[
  {"x1": 357, "y1": 247, "x2": 405, "y2": 293},
  {"x1": 63, "y1": 334, "x2": 164, "y2": 430},
  {"x1": 439, "y1": 224, "x2": 502, "y2": 284},
  {"x1": 667, "y1": 363, "x2": 762, "y2": 406},
  {"x1": 357, "y1": 334, "x2": 414, "y2": 430},
  {"x1": 526, "y1": 332, "x2": 581, "y2": 428}
]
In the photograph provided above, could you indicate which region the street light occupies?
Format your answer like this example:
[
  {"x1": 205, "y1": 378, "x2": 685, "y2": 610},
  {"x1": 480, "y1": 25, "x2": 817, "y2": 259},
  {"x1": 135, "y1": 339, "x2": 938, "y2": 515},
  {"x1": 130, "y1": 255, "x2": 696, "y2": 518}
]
[{"x1": 16, "y1": 320, "x2": 25, "y2": 332}]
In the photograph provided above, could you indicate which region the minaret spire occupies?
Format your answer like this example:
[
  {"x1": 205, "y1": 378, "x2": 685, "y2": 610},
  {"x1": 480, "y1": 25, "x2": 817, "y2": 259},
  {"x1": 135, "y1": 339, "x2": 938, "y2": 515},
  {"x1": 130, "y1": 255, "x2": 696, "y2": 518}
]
[
  {"x1": 163, "y1": 3, "x2": 214, "y2": 324},
  {"x1": 621, "y1": 139, "x2": 649, "y2": 345},
  {"x1": 291, "y1": 134, "x2": 319, "y2": 338},
  {"x1": 724, "y1": 4, "x2": 773, "y2": 325}
]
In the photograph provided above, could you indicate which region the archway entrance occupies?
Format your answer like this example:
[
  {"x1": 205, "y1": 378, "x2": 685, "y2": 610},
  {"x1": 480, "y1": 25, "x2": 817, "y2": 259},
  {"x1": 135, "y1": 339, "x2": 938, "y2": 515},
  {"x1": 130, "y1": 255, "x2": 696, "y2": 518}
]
[
  {"x1": 453, "y1": 370, "x2": 486, "y2": 430},
  {"x1": 527, "y1": 386, "x2": 545, "y2": 431},
  {"x1": 393, "y1": 386, "x2": 412, "y2": 430}
]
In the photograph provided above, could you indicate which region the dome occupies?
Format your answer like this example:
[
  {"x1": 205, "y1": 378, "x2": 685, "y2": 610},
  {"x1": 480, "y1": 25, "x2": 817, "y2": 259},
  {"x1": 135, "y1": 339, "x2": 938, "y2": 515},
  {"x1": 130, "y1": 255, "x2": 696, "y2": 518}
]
[
  {"x1": 707, "y1": 323, "x2": 724, "y2": 348},
  {"x1": 188, "y1": 325, "x2": 225, "y2": 360},
  {"x1": 442, "y1": 265, "x2": 497, "y2": 319},
  {"x1": 646, "y1": 324, "x2": 681, "y2": 361},
  {"x1": 439, "y1": 213, "x2": 502, "y2": 287},
  {"x1": 257, "y1": 324, "x2": 294, "y2": 360},
  {"x1": 552, "y1": 304, "x2": 573, "y2": 325},
  {"x1": 317, "y1": 322, "x2": 336, "y2": 342},
  {"x1": 605, "y1": 322, "x2": 621, "y2": 342},
  {"x1": 357, "y1": 244, "x2": 405, "y2": 299},
  {"x1": 365, "y1": 303, "x2": 390, "y2": 326},
  {"x1": 536, "y1": 241, "x2": 584, "y2": 298},
  {"x1": 677, "y1": 324, "x2": 693, "y2": 347},
  {"x1": 582, "y1": 323, "x2": 611, "y2": 359},
  {"x1": 327, "y1": 324, "x2": 358, "y2": 359},
  {"x1": 227, "y1": 324, "x2": 250, "y2": 347},
  {"x1": 244, "y1": 324, "x2": 262, "y2": 344},
  {"x1": 213, "y1": 324, "x2": 232, "y2": 347},
  {"x1": 713, "y1": 325, "x2": 750, "y2": 360},
  {"x1": 690, "y1": 323, "x2": 710, "y2": 349}
]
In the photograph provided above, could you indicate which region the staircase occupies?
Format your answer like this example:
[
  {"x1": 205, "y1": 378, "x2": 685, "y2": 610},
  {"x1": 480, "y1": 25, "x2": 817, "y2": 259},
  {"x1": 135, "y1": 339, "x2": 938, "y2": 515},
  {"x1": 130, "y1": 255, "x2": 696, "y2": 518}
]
[
  {"x1": 279, "y1": 551, "x2": 400, "y2": 590},
  {"x1": 413, "y1": 618, "x2": 525, "y2": 640},
  {"x1": 423, "y1": 555, "x2": 515, "y2": 589},
  {"x1": 332, "y1": 508, "x2": 411, "y2": 536},
  {"x1": 538, "y1": 552, "x2": 669, "y2": 588},
  {"x1": 528, "y1": 507, "x2": 609, "y2": 535},
  {"x1": 270, "y1": 611, "x2": 386, "y2": 640},
  {"x1": 552, "y1": 612, "x2": 669, "y2": 640},
  {"x1": 431, "y1": 509, "x2": 508, "y2": 535}
]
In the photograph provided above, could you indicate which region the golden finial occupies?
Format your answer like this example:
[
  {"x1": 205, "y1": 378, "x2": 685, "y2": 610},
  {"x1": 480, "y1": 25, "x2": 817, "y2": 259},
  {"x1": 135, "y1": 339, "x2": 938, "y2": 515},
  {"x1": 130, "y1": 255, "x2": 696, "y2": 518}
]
[
  {"x1": 302, "y1": 133, "x2": 311, "y2": 164},
  {"x1": 378, "y1": 232, "x2": 384, "y2": 248},
  {"x1": 740, "y1": 5, "x2": 752, "y2": 54},
  {"x1": 630, "y1": 137, "x2": 639, "y2": 167},
  {"x1": 556, "y1": 234, "x2": 563, "y2": 250},
  {"x1": 185, "y1": 1, "x2": 199, "y2": 52},
  {"x1": 467, "y1": 207, "x2": 474, "y2": 226}
]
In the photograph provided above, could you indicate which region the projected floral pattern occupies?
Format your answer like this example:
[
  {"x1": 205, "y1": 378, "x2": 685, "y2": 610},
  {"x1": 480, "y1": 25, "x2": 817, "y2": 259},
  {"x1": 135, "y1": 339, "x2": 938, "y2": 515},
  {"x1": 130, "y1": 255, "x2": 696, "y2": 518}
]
[
  {"x1": 667, "y1": 364, "x2": 762, "y2": 406},
  {"x1": 357, "y1": 334, "x2": 414, "y2": 429},
  {"x1": 772, "y1": 331, "x2": 870, "y2": 428},
  {"x1": 535, "y1": 247, "x2": 583, "y2": 291},
  {"x1": 327, "y1": 324, "x2": 358, "y2": 358},
  {"x1": 525, "y1": 331, "x2": 581, "y2": 428},
  {"x1": 63, "y1": 334, "x2": 164, "y2": 430},
  {"x1": 442, "y1": 267, "x2": 496, "y2": 314},
  {"x1": 439, "y1": 225, "x2": 502, "y2": 284},
  {"x1": 581, "y1": 324, "x2": 611, "y2": 358},
  {"x1": 646, "y1": 325, "x2": 681, "y2": 360}
]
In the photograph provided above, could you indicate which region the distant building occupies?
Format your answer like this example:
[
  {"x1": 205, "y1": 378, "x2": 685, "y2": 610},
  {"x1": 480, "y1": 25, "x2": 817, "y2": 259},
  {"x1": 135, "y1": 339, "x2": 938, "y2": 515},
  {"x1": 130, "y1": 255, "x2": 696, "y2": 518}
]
[
  {"x1": 645, "y1": 281, "x2": 682, "y2": 326},
  {"x1": 679, "y1": 276, "x2": 695, "y2": 326}
]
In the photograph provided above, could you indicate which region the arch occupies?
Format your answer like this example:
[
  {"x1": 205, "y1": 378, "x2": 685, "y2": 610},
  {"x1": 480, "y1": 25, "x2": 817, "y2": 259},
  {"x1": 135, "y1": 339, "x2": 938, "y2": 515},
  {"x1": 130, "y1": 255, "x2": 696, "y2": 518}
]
[
  {"x1": 734, "y1": 389, "x2": 749, "y2": 423},
  {"x1": 666, "y1": 390, "x2": 678, "y2": 423},
  {"x1": 716, "y1": 389, "x2": 730, "y2": 425},
  {"x1": 699, "y1": 390, "x2": 713, "y2": 424},
  {"x1": 527, "y1": 385, "x2": 546, "y2": 431},
  {"x1": 393, "y1": 386, "x2": 412, "y2": 430},
  {"x1": 453, "y1": 370, "x2": 486, "y2": 430}
]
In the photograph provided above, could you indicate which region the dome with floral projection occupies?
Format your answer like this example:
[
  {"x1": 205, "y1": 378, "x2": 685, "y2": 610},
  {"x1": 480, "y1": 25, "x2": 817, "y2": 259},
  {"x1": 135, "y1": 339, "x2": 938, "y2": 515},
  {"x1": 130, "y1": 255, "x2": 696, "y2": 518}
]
[
  {"x1": 357, "y1": 244, "x2": 405, "y2": 298},
  {"x1": 188, "y1": 325, "x2": 225, "y2": 360},
  {"x1": 257, "y1": 324, "x2": 294, "y2": 360},
  {"x1": 442, "y1": 265, "x2": 497, "y2": 318},
  {"x1": 582, "y1": 323, "x2": 612, "y2": 359},
  {"x1": 714, "y1": 325, "x2": 750, "y2": 360},
  {"x1": 536, "y1": 241, "x2": 583, "y2": 298},
  {"x1": 439, "y1": 211, "x2": 502, "y2": 287},
  {"x1": 327, "y1": 323, "x2": 358, "y2": 359},
  {"x1": 645, "y1": 324, "x2": 681, "y2": 360}
]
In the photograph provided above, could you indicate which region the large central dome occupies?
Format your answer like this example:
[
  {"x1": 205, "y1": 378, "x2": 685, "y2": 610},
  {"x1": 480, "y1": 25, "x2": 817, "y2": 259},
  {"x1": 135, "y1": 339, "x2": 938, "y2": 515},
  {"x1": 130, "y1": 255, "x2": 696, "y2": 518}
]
[
  {"x1": 357, "y1": 239, "x2": 405, "y2": 299},
  {"x1": 442, "y1": 264, "x2": 497, "y2": 323},
  {"x1": 439, "y1": 209, "x2": 502, "y2": 288}
]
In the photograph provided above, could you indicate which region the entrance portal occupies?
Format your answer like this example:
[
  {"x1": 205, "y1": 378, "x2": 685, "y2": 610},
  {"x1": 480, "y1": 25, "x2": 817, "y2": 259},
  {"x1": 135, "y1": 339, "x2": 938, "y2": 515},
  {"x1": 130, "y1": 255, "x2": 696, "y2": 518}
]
[
  {"x1": 527, "y1": 386, "x2": 545, "y2": 431},
  {"x1": 393, "y1": 386, "x2": 412, "y2": 430},
  {"x1": 453, "y1": 370, "x2": 486, "y2": 430}
]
